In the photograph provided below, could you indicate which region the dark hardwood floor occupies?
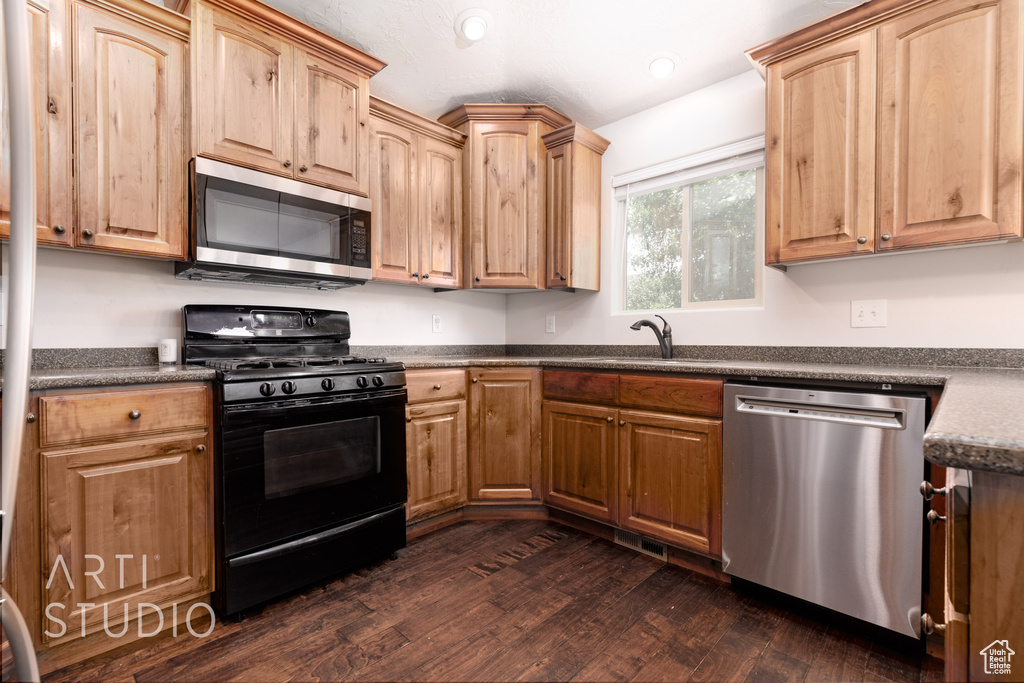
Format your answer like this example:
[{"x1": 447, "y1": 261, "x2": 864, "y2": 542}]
[{"x1": 20, "y1": 520, "x2": 941, "y2": 682}]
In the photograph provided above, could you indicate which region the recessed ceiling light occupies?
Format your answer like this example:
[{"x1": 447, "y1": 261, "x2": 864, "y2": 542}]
[
  {"x1": 455, "y1": 9, "x2": 493, "y2": 42},
  {"x1": 646, "y1": 52, "x2": 680, "y2": 79}
]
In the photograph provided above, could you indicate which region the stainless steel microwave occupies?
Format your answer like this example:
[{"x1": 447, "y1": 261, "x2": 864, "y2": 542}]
[{"x1": 175, "y1": 157, "x2": 371, "y2": 289}]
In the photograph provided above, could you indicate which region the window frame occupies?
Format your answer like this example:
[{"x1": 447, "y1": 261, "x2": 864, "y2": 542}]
[{"x1": 613, "y1": 137, "x2": 765, "y2": 314}]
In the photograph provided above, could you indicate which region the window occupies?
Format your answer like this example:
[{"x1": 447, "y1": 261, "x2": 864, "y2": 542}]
[{"x1": 614, "y1": 138, "x2": 764, "y2": 311}]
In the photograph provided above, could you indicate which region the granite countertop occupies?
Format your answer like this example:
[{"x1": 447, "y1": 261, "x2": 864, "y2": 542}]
[{"x1": 2, "y1": 354, "x2": 1021, "y2": 477}]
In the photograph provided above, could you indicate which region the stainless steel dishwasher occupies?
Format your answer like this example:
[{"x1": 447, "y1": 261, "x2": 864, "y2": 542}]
[{"x1": 722, "y1": 383, "x2": 926, "y2": 639}]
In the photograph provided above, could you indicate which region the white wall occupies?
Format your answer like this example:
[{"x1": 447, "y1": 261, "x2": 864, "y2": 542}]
[
  {"x1": 1, "y1": 246, "x2": 507, "y2": 349},
  {"x1": 505, "y1": 70, "x2": 1024, "y2": 349}
]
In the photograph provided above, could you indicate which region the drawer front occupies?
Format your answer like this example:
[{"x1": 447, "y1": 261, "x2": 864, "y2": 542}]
[
  {"x1": 39, "y1": 385, "x2": 209, "y2": 447},
  {"x1": 618, "y1": 375, "x2": 722, "y2": 417},
  {"x1": 543, "y1": 370, "x2": 618, "y2": 404},
  {"x1": 406, "y1": 369, "x2": 467, "y2": 404}
]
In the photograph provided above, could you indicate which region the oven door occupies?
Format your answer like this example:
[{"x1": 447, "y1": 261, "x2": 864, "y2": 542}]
[{"x1": 219, "y1": 388, "x2": 407, "y2": 559}]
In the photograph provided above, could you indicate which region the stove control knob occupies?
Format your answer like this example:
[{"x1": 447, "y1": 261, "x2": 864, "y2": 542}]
[
  {"x1": 321, "y1": 378, "x2": 335, "y2": 391},
  {"x1": 281, "y1": 381, "x2": 297, "y2": 395},
  {"x1": 305, "y1": 314, "x2": 317, "y2": 327},
  {"x1": 356, "y1": 376, "x2": 369, "y2": 389},
  {"x1": 372, "y1": 375, "x2": 385, "y2": 387},
  {"x1": 259, "y1": 382, "x2": 276, "y2": 397}
]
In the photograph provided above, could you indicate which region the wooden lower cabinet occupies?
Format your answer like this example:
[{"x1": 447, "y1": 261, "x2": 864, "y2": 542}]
[
  {"x1": 542, "y1": 401, "x2": 617, "y2": 523},
  {"x1": 468, "y1": 368, "x2": 542, "y2": 502},
  {"x1": 405, "y1": 399, "x2": 468, "y2": 523},
  {"x1": 618, "y1": 410, "x2": 722, "y2": 557}
]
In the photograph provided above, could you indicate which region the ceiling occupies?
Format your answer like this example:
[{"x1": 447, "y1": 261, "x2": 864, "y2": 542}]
[{"x1": 260, "y1": 0, "x2": 865, "y2": 129}]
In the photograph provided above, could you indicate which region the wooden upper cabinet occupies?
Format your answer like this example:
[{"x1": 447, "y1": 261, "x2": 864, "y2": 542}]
[
  {"x1": 877, "y1": 0, "x2": 1022, "y2": 250},
  {"x1": 370, "y1": 98, "x2": 465, "y2": 288},
  {"x1": 542, "y1": 124, "x2": 609, "y2": 291},
  {"x1": 750, "y1": 0, "x2": 1023, "y2": 266},
  {"x1": 193, "y1": 0, "x2": 384, "y2": 195},
  {"x1": 195, "y1": 4, "x2": 293, "y2": 175},
  {"x1": 439, "y1": 104, "x2": 571, "y2": 289},
  {"x1": 764, "y1": 31, "x2": 876, "y2": 264},
  {"x1": 73, "y1": 0, "x2": 187, "y2": 259},
  {"x1": 0, "y1": 0, "x2": 72, "y2": 247}
]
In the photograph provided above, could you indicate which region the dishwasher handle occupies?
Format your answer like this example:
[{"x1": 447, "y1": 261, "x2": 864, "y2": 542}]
[{"x1": 734, "y1": 396, "x2": 907, "y2": 430}]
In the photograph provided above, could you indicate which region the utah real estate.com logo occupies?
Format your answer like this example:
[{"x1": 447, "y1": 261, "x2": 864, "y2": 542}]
[{"x1": 980, "y1": 639, "x2": 1016, "y2": 676}]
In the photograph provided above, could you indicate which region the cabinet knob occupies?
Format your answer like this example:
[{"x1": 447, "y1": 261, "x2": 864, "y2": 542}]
[
  {"x1": 412, "y1": 272, "x2": 419, "y2": 279},
  {"x1": 26, "y1": 412, "x2": 36, "y2": 424},
  {"x1": 82, "y1": 229, "x2": 94, "y2": 239},
  {"x1": 52, "y1": 224, "x2": 66, "y2": 235},
  {"x1": 196, "y1": 445, "x2": 206, "y2": 454},
  {"x1": 927, "y1": 509, "x2": 946, "y2": 525},
  {"x1": 406, "y1": 417, "x2": 412, "y2": 423},
  {"x1": 921, "y1": 613, "x2": 946, "y2": 635},
  {"x1": 422, "y1": 274, "x2": 429, "y2": 279},
  {"x1": 475, "y1": 277, "x2": 481, "y2": 283},
  {"x1": 47, "y1": 97, "x2": 57, "y2": 115},
  {"x1": 857, "y1": 236, "x2": 867, "y2": 244},
  {"x1": 920, "y1": 481, "x2": 947, "y2": 500},
  {"x1": 881, "y1": 233, "x2": 892, "y2": 241},
  {"x1": 299, "y1": 165, "x2": 308, "y2": 173},
  {"x1": 619, "y1": 420, "x2": 625, "y2": 426},
  {"x1": 283, "y1": 160, "x2": 292, "y2": 168},
  {"x1": 606, "y1": 416, "x2": 614, "y2": 423},
  {"x1": 128, "y1": 410, "x2": 141, "y2": 420},
  {"x1": 433, "y1": 384, "x2": 441, "y2": 390},
  {"x1": 471, "y1": 378, "x2": 479, "y2": 383},
  {"x1": 267, "y1": 71, "x2": 275, "y2": 82},
  {"x1": 560, "y1": 275, "x2": 567, "y2": 282}
]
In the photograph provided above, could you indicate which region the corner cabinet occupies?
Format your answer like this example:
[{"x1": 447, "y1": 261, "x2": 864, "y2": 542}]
[
  {"x1": 192, "y1": 0, "x2": 385, "y2": 195},
  {"x1": 542, "y1": 124, "x2": 610, "y2": 291},
  {"x1": 750, "y1": 0, "x2": 1023, "y2": 266},
  {"x1": 370, "y1": 97, "x2": 465, "y2": 288},
  {"x1": 438, "y1": 104, "x2": 571, "y2": 289}
]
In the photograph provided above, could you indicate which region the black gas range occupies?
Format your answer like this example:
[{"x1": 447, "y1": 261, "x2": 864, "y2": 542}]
[{"x1": 183, "y1": 305, "x2": 407, "y2": 619}]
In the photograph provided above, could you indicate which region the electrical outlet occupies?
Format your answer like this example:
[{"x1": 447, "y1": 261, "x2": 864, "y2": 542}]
[
  {"x1": 432, "y1": 314, "x2": 442, "y2": 334},
  {"x1": 545, "y1": 315, "x2": 556, "y2": 334},
  {"x1": 851, "y1": 299, "x2": 887, "y2": 328}
]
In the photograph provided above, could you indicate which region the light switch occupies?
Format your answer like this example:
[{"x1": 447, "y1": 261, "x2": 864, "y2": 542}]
[
  {"x1": 545, "y1": 315, "x2": 556, "y2": 334},
  {"x1": 851, "y1": 300, "x2": 887, "y2": 328}
]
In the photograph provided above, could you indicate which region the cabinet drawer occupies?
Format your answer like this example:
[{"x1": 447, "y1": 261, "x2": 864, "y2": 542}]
[
  {"x1": 406, "y1": 369, "x2": 467, "y2": 404},
  {"x1": 39, "y1": 385, "x2": 209, "y2": 448},
  {"x1": 618, "y1": 375, "x2": 722, "y2": 417},
  {"x1": 543, "y1": 370, "x2": 618, "y2": 404}
]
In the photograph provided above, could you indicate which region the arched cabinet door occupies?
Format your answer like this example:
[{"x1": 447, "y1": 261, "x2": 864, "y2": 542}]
[{"x1": 73, "y1": 1, "x2": 187, "y2": 259}]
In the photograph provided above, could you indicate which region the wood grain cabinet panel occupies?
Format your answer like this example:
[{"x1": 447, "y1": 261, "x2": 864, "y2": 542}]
[
  {"x1": 74, "y1": 0, "x2": 187, "y2": 259},
  {"x1": 406, "y1": 369, "x2": 467, "y2": 404},
  {"x1": 877, "y1": 0, "x2": 1022, "y2": 250},
  {"x1": 542, "y1": 370, "x2": 619, "y2": 404},
  {"x1": 468, "y1": 368, "x2": 542, "y2": 502},
  {"x1": 406, "y1": 399, "x2": 468, "y2": 523},
  {"x1": 0, "y1": 0, "x2": 72, "y2": 247},
  {"x1": 542, "y1": 401, "x2": 618, "y2": 523},
  {"x1": 618, "y1": 410, "x2": 722, "y2": 556},
  {"x1": 765, "y1": 31, "x2": 876, "y2": 264},
  {"x1": 618, "y1": 375, "x2": 723, "y2": 417},
  {"x1": 370, "y1": 98, "x2": 464, "y2": 288},
  {"x1": 542, "y1": 124, "x2": 609, "y2": 291}
]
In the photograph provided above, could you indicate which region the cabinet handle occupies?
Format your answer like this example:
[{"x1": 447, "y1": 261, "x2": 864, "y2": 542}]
[
  {"x1": 82, "y1": 229, "x2": 94, "y2": 239},
  {"x1": 196, "y1": 445, "x2": 206, "y2": 454},
  {"x1": 267, "y1": 71, "x2": 275, "y2": 82},
  {"x1": 857, "y1": 236, "x2": 867, "y2": 244},
  {"x1": 927, "y1": 509, "x2": 946, "y2": 525},
  {"x1": 47, "y1": 97, "x2": 57, "y2": 115},
  {"x1": 433, "y1": 384, "x2": 441, "y2": 390},
  {"x1": 881, "y1": 233, "x2": 892, "y2": 241},
  {"x1": 422, "y1": 274, "x2": 429, "y2": 279},
  {"x1": 606, "y1": 416, "x2": 614, "y2": 423},
  {"x1": 52, "y1": 225, "x2": 66, "y2": 235},
  {"x1": 299, "y1": 165, "x2": 308, "y2": 173},
  {"x1": 921, "y1": 613, "x2": 946, "y2": 635},
  {"x1": 283, "y1": 160, "x2": 292, "y2": 168},
  {"x1": 406, "y1": 417, "x2": 412, "y2": 423},
  {"x1": 26, "y1": 413, "x2": 36, "y2": 424},
  {"x1": 471, "y1": 378, "x2": 479, "y2": 383},
  {"x1": 475, "y1": 277, "x2": 481, "y2": 283},
  {"x1": 619, "y1": 420, "x2": 625, "y2": 426},
  {"x1": 920, "y1": 481, "x2": 947, "y2": 500},
  {"x1": 128, "y1": 410, "x2": 141, "y2": 420},
  {"x1": 412, "y1": 272, "x2": 419, "y2": 279}
]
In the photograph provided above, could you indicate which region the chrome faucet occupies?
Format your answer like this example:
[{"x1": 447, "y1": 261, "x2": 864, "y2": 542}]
[{"x1": 630, "y1": 315, "x2": 673, "y2": 359}]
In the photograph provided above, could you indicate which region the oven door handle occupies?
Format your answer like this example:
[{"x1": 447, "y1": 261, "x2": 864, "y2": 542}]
[{"x1": 227, "y1": 507, "x2": 399, "y2": 568}]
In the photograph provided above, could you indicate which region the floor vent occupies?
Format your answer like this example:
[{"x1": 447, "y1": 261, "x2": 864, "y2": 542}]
[{"x1": 613, "y1": 529, "x2": 668, "y2": 562}]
